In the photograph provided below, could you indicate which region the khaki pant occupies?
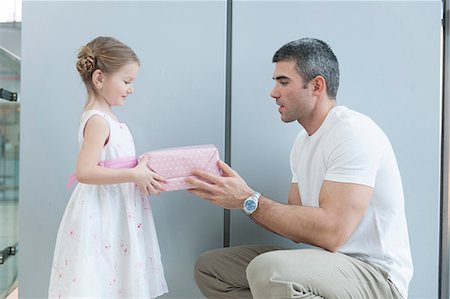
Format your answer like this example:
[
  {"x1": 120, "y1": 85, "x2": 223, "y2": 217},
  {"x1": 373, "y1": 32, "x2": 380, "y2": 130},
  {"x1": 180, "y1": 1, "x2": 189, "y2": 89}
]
[{"x1": 194, "y1": 245, "x2": 403, "y2": 299}]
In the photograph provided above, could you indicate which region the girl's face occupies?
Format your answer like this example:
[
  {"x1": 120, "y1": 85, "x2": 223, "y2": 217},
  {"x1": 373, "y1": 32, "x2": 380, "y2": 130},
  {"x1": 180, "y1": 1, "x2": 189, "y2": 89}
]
[{"x1": 101, "y1": 62, "x2": 139, "y2": 107}]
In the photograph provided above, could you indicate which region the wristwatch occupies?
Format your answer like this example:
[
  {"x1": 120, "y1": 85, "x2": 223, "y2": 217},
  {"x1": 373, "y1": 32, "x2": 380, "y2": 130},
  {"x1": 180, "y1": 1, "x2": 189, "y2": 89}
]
[{"x1": 243, "y1": 192, "x2": 261, "y2": 215}]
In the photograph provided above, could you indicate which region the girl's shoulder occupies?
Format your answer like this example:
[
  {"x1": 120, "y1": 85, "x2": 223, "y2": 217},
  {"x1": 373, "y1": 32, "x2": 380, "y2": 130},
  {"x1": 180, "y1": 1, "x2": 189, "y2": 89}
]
[
  {"x1": 80, "y1": 109, "x2": 107, "y2": 127},
  {"x1": 77, "y1": 110, "x2": 108, "y2": 134},
  {"x1": 82, "y1": 109, "x2": 108, "y2": 119},
  {"x1": 82, "y1": 109, "x2": 124, "y2": 124}
]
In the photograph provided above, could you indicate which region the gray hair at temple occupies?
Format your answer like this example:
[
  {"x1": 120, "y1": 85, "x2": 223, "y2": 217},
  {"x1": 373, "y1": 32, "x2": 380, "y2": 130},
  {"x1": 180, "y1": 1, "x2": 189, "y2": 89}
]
[{"x1": 272, "y1": 38, "x2": 340, "y2": 99}]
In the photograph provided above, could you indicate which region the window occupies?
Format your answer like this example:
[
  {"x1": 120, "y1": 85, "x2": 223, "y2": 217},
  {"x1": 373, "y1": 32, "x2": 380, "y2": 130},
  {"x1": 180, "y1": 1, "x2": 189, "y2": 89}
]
[{"x1": 0, "y1": 0, "x2": 21, "y2": 23}]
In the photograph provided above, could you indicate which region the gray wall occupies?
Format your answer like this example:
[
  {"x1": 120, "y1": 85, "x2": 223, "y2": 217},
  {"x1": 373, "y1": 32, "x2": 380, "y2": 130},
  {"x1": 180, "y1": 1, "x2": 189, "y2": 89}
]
[
  {"x1": 230, "y1": 2, "x2": 442, "y2": 299},
  {"x1": 20, "y1": 1, "x2": 226, "y2": 298},
  {"x1": 20, "y1": 1, "x2": 441, "y2": 299}
]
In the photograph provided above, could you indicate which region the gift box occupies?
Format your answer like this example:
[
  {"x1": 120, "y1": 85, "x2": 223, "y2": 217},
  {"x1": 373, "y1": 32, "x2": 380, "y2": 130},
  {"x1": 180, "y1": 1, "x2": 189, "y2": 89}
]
[
  {"x1": 145, "y1": 144, "x2": 221, "y2": 192},
  {"x1": 68, "y1": 144, "x2": 221, "y2": 192}
]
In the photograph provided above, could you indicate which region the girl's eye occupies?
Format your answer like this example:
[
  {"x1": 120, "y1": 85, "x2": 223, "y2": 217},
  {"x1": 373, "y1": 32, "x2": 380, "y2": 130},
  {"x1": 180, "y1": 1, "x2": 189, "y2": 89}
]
[{"x1": 124, "y1": 81, "x2": 130, "y2": 84}]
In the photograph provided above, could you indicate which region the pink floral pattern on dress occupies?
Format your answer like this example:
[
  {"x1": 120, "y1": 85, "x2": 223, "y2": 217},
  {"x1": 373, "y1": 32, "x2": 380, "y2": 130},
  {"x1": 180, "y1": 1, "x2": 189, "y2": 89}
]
[{"x1": 48, "y1": 110, "x2": 167, "y2": 298}]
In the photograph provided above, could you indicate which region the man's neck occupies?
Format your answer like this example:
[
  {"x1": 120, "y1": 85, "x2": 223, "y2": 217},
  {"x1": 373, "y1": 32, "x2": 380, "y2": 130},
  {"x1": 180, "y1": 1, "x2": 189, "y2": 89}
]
[{"x1": 300, "y1": 98, "x2": 337, "y2": 136}]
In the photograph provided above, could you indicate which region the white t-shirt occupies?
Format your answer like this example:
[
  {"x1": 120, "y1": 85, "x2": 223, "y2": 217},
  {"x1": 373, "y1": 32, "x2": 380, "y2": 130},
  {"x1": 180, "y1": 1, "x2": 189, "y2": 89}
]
[{"x1": 290, "y1": 106, "x2": 413, "y2": 298}]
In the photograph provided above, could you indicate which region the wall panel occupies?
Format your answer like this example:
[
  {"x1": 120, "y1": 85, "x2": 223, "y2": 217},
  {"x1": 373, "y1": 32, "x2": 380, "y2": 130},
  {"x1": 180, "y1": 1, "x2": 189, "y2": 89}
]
[
  {"x1": 20, "y1": 1, "x2": 226, "y2": 298},
  {"x1": 230, "y1": 2, "x2": 441, "y2": 298}
]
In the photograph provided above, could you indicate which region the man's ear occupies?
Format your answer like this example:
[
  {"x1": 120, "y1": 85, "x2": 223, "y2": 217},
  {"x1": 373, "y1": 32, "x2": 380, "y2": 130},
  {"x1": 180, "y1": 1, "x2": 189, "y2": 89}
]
[
  {"x1": 91, "y1": 69, "x2": 104, "y2": 90},
  {"x1": 312, "y1": 75, "x2": 326, "y2": 95}
]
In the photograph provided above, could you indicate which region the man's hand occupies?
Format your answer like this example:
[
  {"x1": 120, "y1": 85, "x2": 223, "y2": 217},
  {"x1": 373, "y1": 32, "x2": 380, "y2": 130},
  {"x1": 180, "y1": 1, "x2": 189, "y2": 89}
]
[{"x1": 186, "y1": 160, "x2": 254, "y2": 209}]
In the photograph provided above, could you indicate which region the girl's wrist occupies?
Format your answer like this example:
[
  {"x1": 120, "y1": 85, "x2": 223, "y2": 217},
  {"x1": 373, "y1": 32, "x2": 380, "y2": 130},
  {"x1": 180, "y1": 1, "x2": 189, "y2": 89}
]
[{"x1": 129, "y1": 168, "x2": 140, "y2": 183}]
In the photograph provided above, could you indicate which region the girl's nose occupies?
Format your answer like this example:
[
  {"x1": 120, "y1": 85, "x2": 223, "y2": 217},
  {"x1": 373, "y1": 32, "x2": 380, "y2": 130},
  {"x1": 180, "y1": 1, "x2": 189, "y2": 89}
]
[{"x1": 128, "y1": 85, "x2": 134, "y2": 94}]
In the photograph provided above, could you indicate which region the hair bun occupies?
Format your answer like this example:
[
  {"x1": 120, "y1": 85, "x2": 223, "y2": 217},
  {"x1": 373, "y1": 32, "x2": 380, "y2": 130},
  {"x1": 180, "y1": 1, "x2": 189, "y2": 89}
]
[
  {"x1": 76, "y1": 36, "x2": 139, "y2": 91},
  {"x1": 76, "y1": 54, "x2": 96, "y2": 75}
]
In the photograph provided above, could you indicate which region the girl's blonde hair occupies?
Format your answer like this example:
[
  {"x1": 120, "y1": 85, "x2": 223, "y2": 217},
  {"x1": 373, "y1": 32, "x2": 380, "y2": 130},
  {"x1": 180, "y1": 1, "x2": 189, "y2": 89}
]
[{"x1": 76, "y1": 36, "x2": 140, "y2": 94}]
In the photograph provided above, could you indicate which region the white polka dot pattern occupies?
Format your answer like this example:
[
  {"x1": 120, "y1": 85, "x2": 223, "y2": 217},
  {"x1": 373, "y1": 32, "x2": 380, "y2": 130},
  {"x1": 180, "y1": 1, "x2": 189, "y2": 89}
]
[{"x1": 145, "y1": 144, "x2": 221, "y2": 192}]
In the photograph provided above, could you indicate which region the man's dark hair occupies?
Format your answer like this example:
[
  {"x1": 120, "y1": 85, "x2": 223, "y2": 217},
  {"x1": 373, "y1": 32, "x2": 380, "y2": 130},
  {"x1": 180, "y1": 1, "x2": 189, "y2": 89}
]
[{"x1": 272, "y1": 38, "x2": 339, "y2": 98}]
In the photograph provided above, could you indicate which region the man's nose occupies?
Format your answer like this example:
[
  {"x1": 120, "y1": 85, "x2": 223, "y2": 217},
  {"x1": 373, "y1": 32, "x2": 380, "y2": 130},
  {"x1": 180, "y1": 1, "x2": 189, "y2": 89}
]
[{"x1": 270, "y1": 87, "x2": 280, "y2": 99}]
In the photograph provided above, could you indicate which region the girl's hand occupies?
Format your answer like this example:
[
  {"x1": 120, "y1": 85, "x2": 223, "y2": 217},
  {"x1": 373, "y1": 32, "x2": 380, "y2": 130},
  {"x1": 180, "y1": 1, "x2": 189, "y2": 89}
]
[{"x1": 134, "y1": 154, "x2": 167, "y2": 196}]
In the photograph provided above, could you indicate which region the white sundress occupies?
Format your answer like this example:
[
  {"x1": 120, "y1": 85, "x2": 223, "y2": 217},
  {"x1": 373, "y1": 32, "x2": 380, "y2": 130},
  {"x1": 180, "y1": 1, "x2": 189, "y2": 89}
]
[{"x1": 48, "y1": 110, "x2": 168, "y2": 299}]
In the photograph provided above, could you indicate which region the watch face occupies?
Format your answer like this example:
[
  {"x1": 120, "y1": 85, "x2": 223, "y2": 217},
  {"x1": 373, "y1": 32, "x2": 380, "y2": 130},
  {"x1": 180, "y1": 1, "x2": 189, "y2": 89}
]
[{"x1": 245, "y1": 199, "x2": 257, "y2": 212}]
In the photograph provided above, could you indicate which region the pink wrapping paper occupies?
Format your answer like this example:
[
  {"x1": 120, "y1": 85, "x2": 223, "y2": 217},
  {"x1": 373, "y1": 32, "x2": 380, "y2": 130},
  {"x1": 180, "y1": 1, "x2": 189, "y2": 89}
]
[{"x1": 145, "y1": 144, "x2": 221, "y2": 192}]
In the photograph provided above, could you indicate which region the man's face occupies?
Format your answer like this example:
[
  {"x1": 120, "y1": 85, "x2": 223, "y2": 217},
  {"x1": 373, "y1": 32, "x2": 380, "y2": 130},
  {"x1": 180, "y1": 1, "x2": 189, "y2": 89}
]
[{"x1": 270, "y1": 60, "x2": 314, "y2": 123}]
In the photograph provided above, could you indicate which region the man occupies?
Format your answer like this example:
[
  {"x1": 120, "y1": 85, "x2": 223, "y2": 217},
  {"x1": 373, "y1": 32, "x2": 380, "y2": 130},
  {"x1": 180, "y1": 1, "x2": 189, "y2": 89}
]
[{"x1": 186, "y1": 38, "x2": 413, "y2": 299}]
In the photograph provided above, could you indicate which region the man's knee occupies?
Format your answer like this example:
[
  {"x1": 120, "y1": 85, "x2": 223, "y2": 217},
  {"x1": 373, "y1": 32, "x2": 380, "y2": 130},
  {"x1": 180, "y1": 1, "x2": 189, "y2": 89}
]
[
  {"x1": 246, "y1": 250, "x2": 274, "y2": 287},
  {"x1": 247, "y1": 251, "x2": 301, "y2": 298},
  {"x1": 194, "y1": 249, "x2": 216, "y2": 284}
]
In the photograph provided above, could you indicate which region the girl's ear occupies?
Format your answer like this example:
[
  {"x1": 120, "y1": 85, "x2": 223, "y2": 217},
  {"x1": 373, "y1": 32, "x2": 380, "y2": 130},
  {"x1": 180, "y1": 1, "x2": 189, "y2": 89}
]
[{"x1": 91, "y1": 69, "x2": 104, "y2": 90}]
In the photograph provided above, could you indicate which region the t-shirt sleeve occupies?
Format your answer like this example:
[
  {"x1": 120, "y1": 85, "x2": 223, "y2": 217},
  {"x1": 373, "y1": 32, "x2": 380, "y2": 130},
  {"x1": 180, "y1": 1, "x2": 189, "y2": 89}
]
[{"x1": 324, "y1": 122, "x2": 386, "y2": 187}]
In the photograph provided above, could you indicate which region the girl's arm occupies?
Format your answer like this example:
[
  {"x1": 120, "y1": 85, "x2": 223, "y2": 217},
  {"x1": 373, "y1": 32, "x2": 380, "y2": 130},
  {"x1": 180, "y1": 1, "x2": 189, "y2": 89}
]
[{"x1": 75, "y1": 115, "x2": 166, "y2": 195}]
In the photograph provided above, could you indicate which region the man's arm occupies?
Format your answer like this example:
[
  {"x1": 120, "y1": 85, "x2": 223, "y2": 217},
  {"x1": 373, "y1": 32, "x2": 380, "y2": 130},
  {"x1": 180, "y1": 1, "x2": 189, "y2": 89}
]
[
  {"x1": 187, "y1": 161, "x2": 372, "y2": 252},
  {"x1": 252, "y1": 180, "x2": 372, "y2": 252},
  {"x1": 288, "y1": 183, "x2": 302, "y2": 206},
  {"x1": 248, "y1": 183, "x2": 301, "y2": 234}
]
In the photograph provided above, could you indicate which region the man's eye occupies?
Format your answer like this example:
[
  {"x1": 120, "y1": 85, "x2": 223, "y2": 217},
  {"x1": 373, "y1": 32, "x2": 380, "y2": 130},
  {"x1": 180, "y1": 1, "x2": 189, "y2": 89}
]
[{"x1": 280, "y1": 81, "x2": 288, "y2": 86}]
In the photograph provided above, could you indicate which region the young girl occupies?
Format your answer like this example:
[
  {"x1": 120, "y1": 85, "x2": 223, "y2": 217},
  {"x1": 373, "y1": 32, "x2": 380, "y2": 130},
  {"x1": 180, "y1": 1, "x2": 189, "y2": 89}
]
[{"x1": 48, "y1": 36, "x2": 168, "y2": 298}]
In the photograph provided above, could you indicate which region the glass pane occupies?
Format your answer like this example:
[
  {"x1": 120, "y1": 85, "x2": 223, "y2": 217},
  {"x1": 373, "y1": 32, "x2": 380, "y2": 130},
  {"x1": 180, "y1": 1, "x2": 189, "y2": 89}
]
[
  {"x1": 0, "y1": 0, "x2": 21, "y2": 23},
  {"x1": 0, "y1": 43, "x2": 19, "y2": 298}
]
